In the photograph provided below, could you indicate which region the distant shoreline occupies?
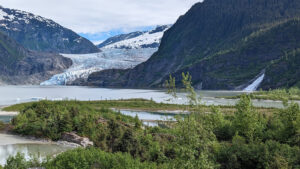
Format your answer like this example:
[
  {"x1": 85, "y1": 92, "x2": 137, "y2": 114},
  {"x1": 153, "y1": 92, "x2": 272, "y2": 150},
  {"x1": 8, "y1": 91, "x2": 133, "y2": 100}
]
[{"x1": 0, "y1": 106, "x2": 18, "y2": 116}]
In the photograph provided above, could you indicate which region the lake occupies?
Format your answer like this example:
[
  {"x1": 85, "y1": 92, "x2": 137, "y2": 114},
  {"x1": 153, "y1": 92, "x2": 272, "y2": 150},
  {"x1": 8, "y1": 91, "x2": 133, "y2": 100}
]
[
  {"x1": 0, "y1": 85, "x2": 298, "y2": 165},
  {"x1": 0, "y1": 85, "x2": 294, "y2": 108},
  {"x1": 0, "y1": 133, "x2": 74, "y2": 166},
  {"x1": 119, "y1": 110, "x2": 178, "y2": 127}
]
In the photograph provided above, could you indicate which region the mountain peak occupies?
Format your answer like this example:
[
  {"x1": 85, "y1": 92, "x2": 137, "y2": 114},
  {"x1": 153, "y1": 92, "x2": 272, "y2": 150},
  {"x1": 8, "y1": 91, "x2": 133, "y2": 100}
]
[
  {"x1": 0, "y1": 6, "x2": 99, "y2": 54},
  {"x1": 98, "y1": 25, "x2": 171, "y2": 49}
]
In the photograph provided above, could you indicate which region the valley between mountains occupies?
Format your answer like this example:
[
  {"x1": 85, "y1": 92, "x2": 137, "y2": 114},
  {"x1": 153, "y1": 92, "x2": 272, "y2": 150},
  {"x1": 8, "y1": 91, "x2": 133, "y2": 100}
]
[
  {"x1": 1, "y1": 0, "x2": 300, "y2": 90},
  {"x1": 0, "y1": 0, "x2": 300, "y2": 168}
]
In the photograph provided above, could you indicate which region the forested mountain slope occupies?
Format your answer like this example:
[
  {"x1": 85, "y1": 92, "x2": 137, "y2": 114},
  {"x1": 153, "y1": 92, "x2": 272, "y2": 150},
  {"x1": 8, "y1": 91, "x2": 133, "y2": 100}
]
[
  {"x1": 87, "y1": 0, "x2": 300, "y2": 90},
  {"x1": 262, "y1": 48, "x2": 300, "y2": 89}
]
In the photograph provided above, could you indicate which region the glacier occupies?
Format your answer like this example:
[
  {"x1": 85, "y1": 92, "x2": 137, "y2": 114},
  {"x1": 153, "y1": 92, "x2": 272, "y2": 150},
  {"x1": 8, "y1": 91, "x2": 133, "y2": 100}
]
[
  {"x1": 40, "y1": 48, "x2": 157, "y2": 85},
  {"x1": 41, "y1": 25, "x2": 170, "y2": 86},
  {"x1": 243, "y1": 73, "x2": 265, "y2": 91}
]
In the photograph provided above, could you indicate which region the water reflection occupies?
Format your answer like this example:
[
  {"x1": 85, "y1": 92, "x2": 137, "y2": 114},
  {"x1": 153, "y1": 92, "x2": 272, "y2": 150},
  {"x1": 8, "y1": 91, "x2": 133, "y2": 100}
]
[
  {"x1": 0, "y1": 143, "x2": 72, "y2": 166},
  {"x1": 119, "y1": 110, "x2": 179, "y2": 127},
  {"x1": 0, "y1": 116, "x2": 14, "y2": 123},
  {"x1": 0, "y1": 85, "x2": 296, "y2": 109},
  {"x1": 120, "y1": 110, "x2": 176, "y2": 121}
]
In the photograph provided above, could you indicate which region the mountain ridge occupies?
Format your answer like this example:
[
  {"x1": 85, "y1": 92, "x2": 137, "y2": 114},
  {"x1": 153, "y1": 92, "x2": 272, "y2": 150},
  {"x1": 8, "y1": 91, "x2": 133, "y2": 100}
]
[
  {"x1": 0, "y1": 6, "x2": 99, "y2": 54},
  {"x1": 97, "y1": 31, "x2": 145, "y2": 48},
  {"x1": 97, "y1": 25, "x2": 171, "y2": 49}
]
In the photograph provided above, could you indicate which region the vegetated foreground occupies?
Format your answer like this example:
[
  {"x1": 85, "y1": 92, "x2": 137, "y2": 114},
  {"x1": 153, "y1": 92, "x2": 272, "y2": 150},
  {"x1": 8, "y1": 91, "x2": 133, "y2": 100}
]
[{"x1": 2, "y1": 96, "x2": 300, "y2": 168}]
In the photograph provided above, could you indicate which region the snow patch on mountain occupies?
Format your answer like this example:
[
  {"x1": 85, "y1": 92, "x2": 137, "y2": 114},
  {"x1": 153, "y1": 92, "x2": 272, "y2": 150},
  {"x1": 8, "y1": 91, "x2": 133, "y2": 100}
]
[
  {"x1": 0, "y1": 6, "x2": 99, "y2": 54},
  {"x1": 0, "y1": 10, "x2": 12, "y2": 20},
  {"x1": 0, "y1": 7, "x2": 59, "y2": 29},
  {"x1": 101, "y1": 25, "x2": 171, "y2": 49},
  {"x1": 41, "y1": 48, "x2": 157, "y2": 85},
  {"x1": 2, "y1": 8, "x2": 58, "y2": 27},
  {"x1": 103, "y1": 31, "x2": 162, "y2": 49}
]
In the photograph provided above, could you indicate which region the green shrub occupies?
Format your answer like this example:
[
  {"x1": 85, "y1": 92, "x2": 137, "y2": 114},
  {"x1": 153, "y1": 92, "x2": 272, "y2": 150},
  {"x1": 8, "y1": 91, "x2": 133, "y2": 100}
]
[{"x1": 45, "y1": 148, "x2": 158, "y2": 169}]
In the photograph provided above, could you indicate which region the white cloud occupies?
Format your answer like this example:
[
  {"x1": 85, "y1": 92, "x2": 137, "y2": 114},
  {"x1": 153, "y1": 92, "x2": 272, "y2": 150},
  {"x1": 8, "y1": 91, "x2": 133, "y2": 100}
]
[{"x1": 0, "y1": 0, "x2": 200, "y2": 34}]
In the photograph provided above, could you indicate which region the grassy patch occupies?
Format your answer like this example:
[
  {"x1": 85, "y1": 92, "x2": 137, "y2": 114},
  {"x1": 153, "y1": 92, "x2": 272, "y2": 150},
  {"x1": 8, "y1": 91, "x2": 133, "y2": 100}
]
[{"x1": 3, "y1": 99, "x2": 278, "y2": 116}]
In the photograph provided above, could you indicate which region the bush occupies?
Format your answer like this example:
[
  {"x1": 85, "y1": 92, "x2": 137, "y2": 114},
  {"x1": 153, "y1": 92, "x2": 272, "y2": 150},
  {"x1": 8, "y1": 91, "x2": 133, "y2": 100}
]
[
  {"x1": 216, "y1": 140, "x2": 300, "y2": 169},
  {"x1": 44, "y1": 148, "x2": 158, "y2": 169},
  {"x1": 6, "y1": 97, "x2": 300, "y2": 168},
  {"x1": 11, "y1": 101, "x2": 134, "y2": 141}
]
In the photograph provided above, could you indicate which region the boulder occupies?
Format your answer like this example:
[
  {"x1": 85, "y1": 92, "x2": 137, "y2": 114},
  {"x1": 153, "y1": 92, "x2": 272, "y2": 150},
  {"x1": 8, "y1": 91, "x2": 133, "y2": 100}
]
[
  {"x1": 61, "y1": 132, "x2": 94, "y2": 148},
  {"x1": 97, "y1": 117, "x2": 108, "y2": 124}
]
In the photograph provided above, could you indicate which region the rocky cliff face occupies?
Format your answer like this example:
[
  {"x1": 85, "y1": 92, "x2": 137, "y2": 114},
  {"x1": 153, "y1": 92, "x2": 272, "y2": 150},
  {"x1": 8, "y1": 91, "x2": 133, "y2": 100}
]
[
  {"x1": 87, "y1": 0, "x2": 300, "y2": 90},
  {"x1": 0, "y1": 31, "x2": 72, "y2": 85},
  {"x1": 0, "y1": 6, "x2": 99, "y2": 54}
]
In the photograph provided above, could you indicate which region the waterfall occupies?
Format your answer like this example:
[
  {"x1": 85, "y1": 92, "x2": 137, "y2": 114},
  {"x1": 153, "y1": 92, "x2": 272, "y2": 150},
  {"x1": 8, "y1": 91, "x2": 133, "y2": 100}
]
[{"x1": 243, "y1": 73, "x2": 265, "y2": 91}]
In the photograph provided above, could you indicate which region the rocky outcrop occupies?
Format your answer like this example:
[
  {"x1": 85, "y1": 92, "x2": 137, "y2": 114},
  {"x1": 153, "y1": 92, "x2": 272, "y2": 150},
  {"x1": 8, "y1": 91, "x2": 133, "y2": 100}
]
[
  {"x1": 61, "y1": 132, "x2": 94, "y2": 148},
  {"x1": 0, "y1": 6, "x2": 99, "y2": 54},
  {"x1": 0, "y1": 31, "x2": 72, "y2": 85},
  {"x1": 97, "y1": 117, "x2": 108, "y2": 124}
]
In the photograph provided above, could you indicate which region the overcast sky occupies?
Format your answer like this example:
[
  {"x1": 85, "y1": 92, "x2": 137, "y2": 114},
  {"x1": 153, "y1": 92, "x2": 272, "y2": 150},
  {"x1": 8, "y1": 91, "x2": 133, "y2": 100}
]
[{"x1": 0, "y1": 0, "x2": 200, "y2": 43}]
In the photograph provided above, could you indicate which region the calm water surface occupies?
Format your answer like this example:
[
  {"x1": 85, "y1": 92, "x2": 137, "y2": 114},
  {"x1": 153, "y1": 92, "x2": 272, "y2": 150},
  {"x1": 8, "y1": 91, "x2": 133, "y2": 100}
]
[
  {"x1": 0, "y1": 85, "x2": 298, "y2": 164},
  {"x1": 0, "y1": 85, "x2": 294, "y2": 108},
  {"x1": 0, "y1": 116, "x2": 14, "y2": 123},
  {"x1": 0, "y1": 133, "x2": 73, "y2": 166}
]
